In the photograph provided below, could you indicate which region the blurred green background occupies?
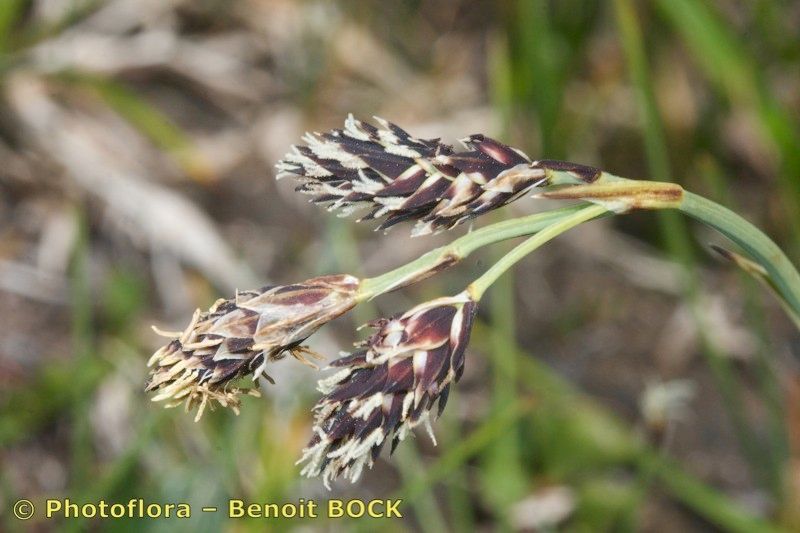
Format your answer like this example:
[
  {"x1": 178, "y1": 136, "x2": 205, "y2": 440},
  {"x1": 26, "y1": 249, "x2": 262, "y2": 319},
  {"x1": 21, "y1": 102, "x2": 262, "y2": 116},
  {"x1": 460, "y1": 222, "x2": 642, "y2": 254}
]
[{"x1": 1, "y1": 0, "x2": 800, "y2": 531}]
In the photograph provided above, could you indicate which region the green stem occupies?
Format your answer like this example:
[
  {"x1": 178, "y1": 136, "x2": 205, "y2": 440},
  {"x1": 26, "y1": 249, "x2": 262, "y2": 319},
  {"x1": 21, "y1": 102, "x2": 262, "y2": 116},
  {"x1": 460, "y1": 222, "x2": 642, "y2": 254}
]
[
  {"x1": 467, "y1": 205, "x2": 609, "y2": 299},
  {"x1": 547, "y1": 170, "x2": 800, "y2": 321},
  {"x1": 358, "y1": 205, "x2": 590, "y2": 299},
  {"x1": 679, "y1": 191, "x2": 800, "y2": 315}
]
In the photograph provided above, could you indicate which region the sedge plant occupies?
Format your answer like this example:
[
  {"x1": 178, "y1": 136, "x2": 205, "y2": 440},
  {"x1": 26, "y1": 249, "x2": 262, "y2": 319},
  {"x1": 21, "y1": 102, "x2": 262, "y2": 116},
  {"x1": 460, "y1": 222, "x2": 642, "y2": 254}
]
[{"x1": 145, "y1": 115, "x2": 800, "y2": 487}]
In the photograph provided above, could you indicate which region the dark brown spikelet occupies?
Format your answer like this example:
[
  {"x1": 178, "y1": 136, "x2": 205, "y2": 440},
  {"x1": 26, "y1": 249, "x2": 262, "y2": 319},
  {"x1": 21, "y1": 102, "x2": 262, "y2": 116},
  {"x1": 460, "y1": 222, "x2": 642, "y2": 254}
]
[
  {"x1": 297, "y1": 292, "x2": 477, "y2": 486},
  {"x1": 146, "y1": 274, "x2": 360, "y2": 420},
  {"x1": 275, "y1": 115, "x2": 552, "y2": 236}
]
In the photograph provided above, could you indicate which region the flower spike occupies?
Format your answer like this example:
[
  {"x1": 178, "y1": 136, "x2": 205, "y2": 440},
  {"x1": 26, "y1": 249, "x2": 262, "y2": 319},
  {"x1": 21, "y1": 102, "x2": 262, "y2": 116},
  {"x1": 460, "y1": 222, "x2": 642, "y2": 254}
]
[
  {"x1": 146, "y1": 275, "x2": 360, "y2": 420},
  {"x1": 298, "y1": 292, "x2": 477, "y2": 486},
  {"x1": 276, "y1": 115, "x2": 554, "y2": 236}
]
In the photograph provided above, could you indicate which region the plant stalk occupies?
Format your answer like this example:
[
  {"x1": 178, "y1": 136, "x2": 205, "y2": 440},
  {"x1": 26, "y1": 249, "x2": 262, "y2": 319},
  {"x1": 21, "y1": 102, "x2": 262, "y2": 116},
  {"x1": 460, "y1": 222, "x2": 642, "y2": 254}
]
[
  {"x1": 358, "y1": 205, "x2": 592, "y2": 299},
  {"x1": 467, "y1": 205, "x2": 608, "y2": 300},
  {"x1": 679, "y1": 191, "x2": 800, "y2": 314},
  {"x1": 546, "y1": 170, "x2": 800, "y2": 319}
]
